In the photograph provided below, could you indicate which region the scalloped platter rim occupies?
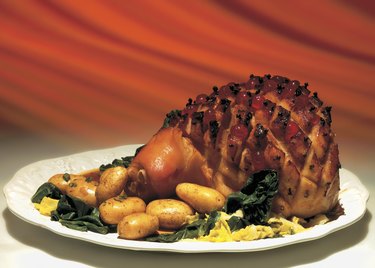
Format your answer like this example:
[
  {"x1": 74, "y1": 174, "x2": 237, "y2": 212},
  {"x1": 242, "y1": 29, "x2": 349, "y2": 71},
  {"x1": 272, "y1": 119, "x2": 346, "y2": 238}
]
[{"x1": 3, "y1": 144, "x2": 369, "y2": 253}]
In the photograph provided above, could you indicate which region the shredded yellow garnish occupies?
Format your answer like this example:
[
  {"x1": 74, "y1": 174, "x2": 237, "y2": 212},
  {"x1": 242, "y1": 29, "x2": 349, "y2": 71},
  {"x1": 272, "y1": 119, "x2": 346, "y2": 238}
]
[
  {"x1": 190, "y1": 212, "x2": 312, "y2": 242},
  {"x1": 33, "y1": 197, "x2": 59, "y2": 216},
  {"x1": 232, "y1": 224, "x2": 275, "y2": 241},
  {"x1": 268, "y1": 215, "x2": 306, "y2": 235},
  {"x1": 197, "y1": 216, "x2": 234, "y2": 242}
]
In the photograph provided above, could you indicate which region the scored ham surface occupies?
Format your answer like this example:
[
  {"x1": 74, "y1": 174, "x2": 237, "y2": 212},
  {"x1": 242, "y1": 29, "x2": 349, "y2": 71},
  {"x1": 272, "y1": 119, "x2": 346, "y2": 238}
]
[{"x1": 126, "y1": 74, "x2": 341, "y2": 218}]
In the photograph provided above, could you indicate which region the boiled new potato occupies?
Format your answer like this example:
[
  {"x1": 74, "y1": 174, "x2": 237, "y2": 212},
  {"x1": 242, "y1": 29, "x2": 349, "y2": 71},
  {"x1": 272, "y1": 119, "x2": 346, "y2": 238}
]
[
  {"x1": 99, "y1": 195, "x2": 146, "y2": 225},
  {"x1": 176, "y1": 183, "x2": 225, "y2": 214},
  {"x1": 48, "y1": 173, "x2": 77, "y2": 194},
  {"x1": 96, "y1": 166, "x2": 128, "y2": 205},
  {"x1": 66, "y1": 176, "x2": 99, "y2": 207},
  {"x1": 118, "y1": 212, "x2": 159, "y2": 240},
  {"x1": 146, "y1": 199, "x2": 194, "y2": 230},
  {"x1": 78, "y1": 168, "x2": 101, "y2": 182}
]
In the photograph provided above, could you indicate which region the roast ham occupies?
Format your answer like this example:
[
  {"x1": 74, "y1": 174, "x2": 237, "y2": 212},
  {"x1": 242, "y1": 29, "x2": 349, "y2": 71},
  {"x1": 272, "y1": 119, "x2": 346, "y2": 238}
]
[{"x1": 126, "y1": 74, "x2": 341, "y2": 218}]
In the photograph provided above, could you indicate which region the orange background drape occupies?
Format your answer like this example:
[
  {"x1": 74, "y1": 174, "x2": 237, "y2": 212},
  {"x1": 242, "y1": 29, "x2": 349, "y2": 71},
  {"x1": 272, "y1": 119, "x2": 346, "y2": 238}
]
[{"x1": 0, "y1": 0, "x2": 374, "y2": 150}]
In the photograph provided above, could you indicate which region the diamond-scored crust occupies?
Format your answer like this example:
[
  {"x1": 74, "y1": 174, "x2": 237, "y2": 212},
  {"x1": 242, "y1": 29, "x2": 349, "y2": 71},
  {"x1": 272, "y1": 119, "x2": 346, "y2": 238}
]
[{"x1": 172, "y1": 75, "x2": 340, "y2": 218}]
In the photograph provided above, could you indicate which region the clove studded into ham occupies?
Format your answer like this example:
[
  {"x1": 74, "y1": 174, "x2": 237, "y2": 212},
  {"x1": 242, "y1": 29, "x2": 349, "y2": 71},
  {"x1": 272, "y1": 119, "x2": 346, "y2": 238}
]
[{"x1": 126, "y1": 74, "x2": 341, "y2": 218}]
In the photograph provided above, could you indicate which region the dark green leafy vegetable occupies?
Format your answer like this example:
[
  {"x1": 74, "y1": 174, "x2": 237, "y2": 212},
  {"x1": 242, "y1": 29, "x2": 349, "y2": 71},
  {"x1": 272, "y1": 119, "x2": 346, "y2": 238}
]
[
  {"x1": 146, "y1": 219, "x2": 205, "y2": 243},
  {"x1": 54, "y1": 195, "x2": 91, "y2": 218},
  {"x1": 204, "y1": 210, "x2": 221, "y2": 235},
  {"x1": 31, "y1": 182, "x2": 115, "y2": 234},
  {"x1": 50, "y1": 194, "x2": 116, "y2": 234},
  {"x1": 52, "y1": 199, "x2": 109, "y2": 233},
  {"x1": 162, "y1": 109, "x2": 181, "y2": 128},
  {"x1": 146, "y1": 211, "x2": 220, "y2": 243},
  {"x1": 99, "y1": 156, "x2": 134, "y2": 172},
  {"x1": 226, "y1": 216, "x2": 248, "y2": 232},
  {"x1": 134, "y1": 145, "x2": 145, "y2": 156},
  {"x1": 224, "y1": 169, "x2": 279, "y2": 231},
  {"x1": 31, "y1": 182, "x2": 63, "y2": 203},
  {"x1": 58, "y1": 219, "x2": 110, "y2": 234},
  {"x1": 98, "y1": 144, "x2": 144, "y2": 172},
  {"x1": 62, "y1": 173, "x2": 70, "y2": 182}
]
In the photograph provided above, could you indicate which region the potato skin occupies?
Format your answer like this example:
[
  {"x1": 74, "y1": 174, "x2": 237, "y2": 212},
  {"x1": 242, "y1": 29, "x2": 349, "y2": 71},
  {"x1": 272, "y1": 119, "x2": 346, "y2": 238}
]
[
  {"x1": 78, "y1": 168, "x2": 101, "y2": 182},
  {"x1": 96, "y1": 166, "x2": 128, "y2": 205},
  {"x1": 176, "y1": 183, "x2": 225, "y2": 214},
  {"x1": 99, "y1": 196, "x2": 146, "y2": 225},
  {"x1": 146, "y1": 199, "x2": 194, "y2": 230},
  {"x1": 66, "y1": 176, "x2": 99, "y2": 207},
  {"x1": 48, "y1": 173, "x2": 88, "y2": 194},
  {"x1": 48, "y1": 173, "x2": 71, "y2": 194},
  {"x1": 118, "y1": 212, "x2": 159, "y2": 240}
]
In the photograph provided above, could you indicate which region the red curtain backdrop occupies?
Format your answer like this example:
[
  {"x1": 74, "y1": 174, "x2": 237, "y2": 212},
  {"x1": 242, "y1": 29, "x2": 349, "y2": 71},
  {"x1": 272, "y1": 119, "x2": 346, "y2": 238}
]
[{"x1": 0, "y1": 0, "x2": 374, "y2": 148}]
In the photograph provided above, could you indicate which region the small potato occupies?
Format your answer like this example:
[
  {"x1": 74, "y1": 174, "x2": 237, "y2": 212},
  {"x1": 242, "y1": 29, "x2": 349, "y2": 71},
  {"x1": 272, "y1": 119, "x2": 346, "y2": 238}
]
[
  {"x1": 66, "y1": 176, "x2": 99, "y2": 207},
  {"x1": 176, "y1": 183, "x2": 225, "y2": 214},
  {"x1": 118, "y1": 212, "x2": 159, "y2": 240},
  {"x1": 48, "y1": 173, "x2": 84, "y2": 194},
  {"x1": 146, "y1": 199, "x2": 194, "y2": 230},
  {"x1": 48, "y1": 173, "x2": 71, "y2": 194},
  {"x1": 96, "y1": 166, "x2": 128, "y2": 205},
  {"x1": 99, "y1": 196, "x2": 146, "y2": 225},
  {"x1": 78, "y1": 168, "x2": 101, "y2": 182}
]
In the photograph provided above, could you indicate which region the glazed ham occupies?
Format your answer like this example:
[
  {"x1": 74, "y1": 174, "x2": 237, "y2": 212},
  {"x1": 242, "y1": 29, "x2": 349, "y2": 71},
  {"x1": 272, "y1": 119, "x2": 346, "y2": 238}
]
[{"x1": 126, "y1": 74, "x2": 340, "y2": 218}]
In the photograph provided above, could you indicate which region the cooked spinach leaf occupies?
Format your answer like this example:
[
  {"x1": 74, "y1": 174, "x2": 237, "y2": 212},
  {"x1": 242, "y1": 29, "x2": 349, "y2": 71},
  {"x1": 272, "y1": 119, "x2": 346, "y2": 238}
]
[
  {"x1": 98, "y1": 144, "x2": 145, "y2": 172},
  {"x1": 58, "y1": 219, "x2": 110, "y2": 234},
  {"x1": 224, "y1": 169, "x2": 279, "y2": 230},
  {"x1": 50, "y1": 194, "x2": 116, "y2": 234},
  {"x1": 53, "y1": 195, "x2": 91, "y2": 218},
  {"x1": 226, "y1": 216, "x2": 249, "y2": 232},
  {"x1": 31, "y1": 182, "x2": 63, "y2": 203},
  {"x1": 31, "y1": 182, "x2": 115, "y2": 234},
  {"x1": 134, "y1": 145, "x2": 145, "y2": 156},
  {"x1": 146, "y1": 211, "x2": 220, "y2": 243},
  {"x1": 62, "y1": 173, "x2": 70, "y2": 182},
  {"x1": 99, "y1": 156, "x2": 134, "y2": 172}
]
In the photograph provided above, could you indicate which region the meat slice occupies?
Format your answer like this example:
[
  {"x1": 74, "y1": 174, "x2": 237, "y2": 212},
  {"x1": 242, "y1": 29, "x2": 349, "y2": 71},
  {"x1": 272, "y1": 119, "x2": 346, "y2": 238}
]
[{"x1": 126, "y1": 74, "x2": 340, "y2": 218}]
